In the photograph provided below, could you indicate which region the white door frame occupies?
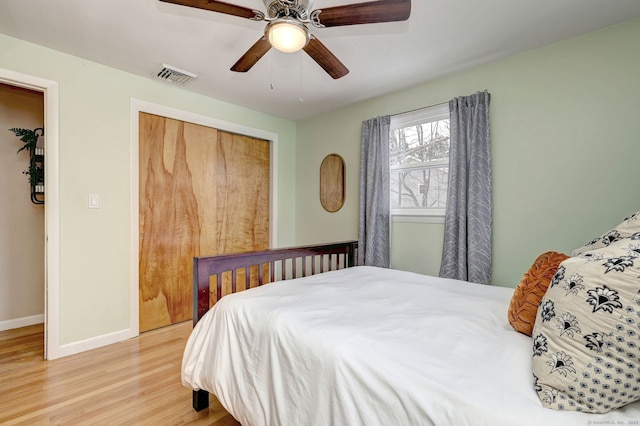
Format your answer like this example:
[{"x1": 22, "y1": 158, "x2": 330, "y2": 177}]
[
  {"x1": 0, "y1": 67, "x2": 61, "y2": 360},
  {"x1": 129, "y1": 99, "x2": 279, "y2": 336}
]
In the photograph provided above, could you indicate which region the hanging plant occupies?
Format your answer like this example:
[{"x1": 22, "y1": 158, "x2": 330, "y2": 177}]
[
  {"x1": 9, "y1": 127, "x2": 43, "y2": 153},
  {"x1": 8, "y1": 127, "x2": 44, "y2": 186}
]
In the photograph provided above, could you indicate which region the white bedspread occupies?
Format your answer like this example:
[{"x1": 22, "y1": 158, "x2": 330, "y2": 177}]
[{"x1": 182, "y1": 266, "x2": 640, "y2": 425}]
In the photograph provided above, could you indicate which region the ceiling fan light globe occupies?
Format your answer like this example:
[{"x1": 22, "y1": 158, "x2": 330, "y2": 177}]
[{"x1": 265, "y1": 19, "x2": 309, "y2": 53}]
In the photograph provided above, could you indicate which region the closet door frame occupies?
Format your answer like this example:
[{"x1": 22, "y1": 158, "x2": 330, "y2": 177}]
[{"x1": 129, "y1": 98, "x2": 279, "y2": 337}]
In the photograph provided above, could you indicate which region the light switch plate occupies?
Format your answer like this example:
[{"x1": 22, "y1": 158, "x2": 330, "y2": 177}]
[{"x1": 89, "y1": 193, "x2": 100, "y2": 209}]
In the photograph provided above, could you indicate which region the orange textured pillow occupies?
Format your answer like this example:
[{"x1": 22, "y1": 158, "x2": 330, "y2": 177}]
[{"x1": 507, "y1": 251, "x2": 569, "y2": 336}]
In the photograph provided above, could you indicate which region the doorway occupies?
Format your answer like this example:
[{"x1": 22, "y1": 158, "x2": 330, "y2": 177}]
[
  {"x1": 0, "y1": 83, "x2": 44, "y2": 337},
  {"x1": 0, "y1": 67, "x2": 60, "y2": 360}
]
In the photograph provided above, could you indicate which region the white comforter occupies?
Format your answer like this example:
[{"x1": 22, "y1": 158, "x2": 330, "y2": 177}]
[{"x1": 182, "y1": 266, "x2": 640, "y2": 425}]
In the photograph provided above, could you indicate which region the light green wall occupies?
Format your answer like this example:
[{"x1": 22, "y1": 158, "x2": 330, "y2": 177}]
[
  {"x1": 296, "y1": 17, "x2": 640, "y2": 287},
  {"x1": 0, "y1": 34, "x2": 297, "y2": 345}
]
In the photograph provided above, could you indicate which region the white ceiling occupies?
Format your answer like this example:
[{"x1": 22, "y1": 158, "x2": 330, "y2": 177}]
[{"x1": 1, "y1": 0, "x2": 639, "y2": 121}]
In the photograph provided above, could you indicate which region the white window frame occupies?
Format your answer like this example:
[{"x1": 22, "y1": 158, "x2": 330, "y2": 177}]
[{"x1": 390, "y1": 103, "x2": 450, "y2": 223}]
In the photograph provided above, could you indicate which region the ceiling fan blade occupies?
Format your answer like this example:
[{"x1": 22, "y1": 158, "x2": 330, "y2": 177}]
[
  {"x1": 303, "y1": 37, "x2": 349, "y2": 80},
  {"x1": 311, "y1": 0, "x2": 410, "y2": 27},
  {"x1": 159, "y1": 0, "x2": 264, "y2": 21},
  {"x1": 231, "y1": 37, "x2": 272, "y2": 73}
]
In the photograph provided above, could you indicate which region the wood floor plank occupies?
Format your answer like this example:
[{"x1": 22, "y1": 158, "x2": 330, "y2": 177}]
[{"x1": 0, "y1": 321, "x2": 240, "y2": 425}]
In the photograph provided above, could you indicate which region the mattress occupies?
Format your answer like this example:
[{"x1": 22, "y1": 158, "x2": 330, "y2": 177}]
[{"x1": 182, "y1": 266, "x2": 640, "y2": 425}]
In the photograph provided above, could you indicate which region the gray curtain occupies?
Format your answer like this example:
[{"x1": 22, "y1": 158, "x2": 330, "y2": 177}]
[
  {"x1": 358, "y1": 116, "x2": 390, "y2": 267},
  {"x1": 439, "y1": 91, "x2": 492, "y2": 284}
]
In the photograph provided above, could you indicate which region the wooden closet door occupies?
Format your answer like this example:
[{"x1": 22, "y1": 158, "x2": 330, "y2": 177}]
[
  {"x1": 215, "y1": 130, "x2": 270, "y2": 254},
  {"x1": 139, "y1": 113, "x2": 270, "y2": 332}
]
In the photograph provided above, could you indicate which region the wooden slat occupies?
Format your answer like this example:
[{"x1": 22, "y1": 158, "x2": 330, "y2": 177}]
[
  {"x1": 258, "y1": 263, "x2": 264, "y2": 286},
  {"x1": 282, "y1": 259, "x2": 287, "y2": 280},
  {"x1": 302, "y1": 256, "x2": 307, "y2": 277}
]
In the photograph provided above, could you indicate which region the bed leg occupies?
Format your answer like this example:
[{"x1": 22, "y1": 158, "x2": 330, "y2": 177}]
[{"x1": 193, "y1": 389, "x2": 210, "y2": 411}]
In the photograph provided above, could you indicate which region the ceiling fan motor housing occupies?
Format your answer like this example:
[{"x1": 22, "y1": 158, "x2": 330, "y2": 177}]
[{"x1": 264, "y1": 0, "x2": 313, "y2": 20}]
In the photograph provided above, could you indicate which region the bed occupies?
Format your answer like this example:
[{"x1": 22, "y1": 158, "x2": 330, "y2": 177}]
[{"x1": 181, "y1": 241, "x2": 640, "y2": 425}]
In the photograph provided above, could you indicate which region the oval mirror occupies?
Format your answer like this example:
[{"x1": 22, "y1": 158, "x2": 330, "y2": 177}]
[{"x1": 319, "y1": 154, "x2": 345, "y2": 212}]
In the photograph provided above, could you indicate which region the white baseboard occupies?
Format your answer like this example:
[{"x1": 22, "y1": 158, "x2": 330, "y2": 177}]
[
  {"x1": 58, "y1": 328, "x2": 137, "y2": 358},
  {"x1": 0, "y1": 314, "x2": 44, "y2": 331}
]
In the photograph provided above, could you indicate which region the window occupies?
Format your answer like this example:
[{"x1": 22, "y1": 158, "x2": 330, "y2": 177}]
[{"x1": 389, "y1": 103, "x2": 450, "y2": 219}]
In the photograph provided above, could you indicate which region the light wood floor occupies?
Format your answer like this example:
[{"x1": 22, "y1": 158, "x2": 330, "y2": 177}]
[{"x1": 0, "y1": 321, "x2": 241, "y2": 425}]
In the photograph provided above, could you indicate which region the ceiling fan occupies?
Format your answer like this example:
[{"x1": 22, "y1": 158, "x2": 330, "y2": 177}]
[{"x1": 159, "y1": 0, "x2": 411, "y2": 79}]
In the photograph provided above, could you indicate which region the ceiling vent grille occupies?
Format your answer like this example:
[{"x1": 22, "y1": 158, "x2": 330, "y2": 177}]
[{"x1": 154, "y1": 64, "x2": 197, "y2": 85}]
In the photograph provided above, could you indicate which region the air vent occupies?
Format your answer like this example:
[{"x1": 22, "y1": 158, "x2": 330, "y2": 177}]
[{"x1": 154, "y1": 64, "x2": 197, "y2": 85}]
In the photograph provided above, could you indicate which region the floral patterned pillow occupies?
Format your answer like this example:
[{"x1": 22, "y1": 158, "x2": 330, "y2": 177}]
[
  {"x1": 572, "y1": 210, "x2": 640, "y2": 256},
  {"x1": 531, "y1": 237, "x2": 640, "y2": 413}
]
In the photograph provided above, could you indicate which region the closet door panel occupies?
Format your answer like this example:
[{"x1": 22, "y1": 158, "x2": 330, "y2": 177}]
[
  {"x1": 214, "y1": 131, "x2": 270, "y2": 299},
  {"x1": 139, "y1": 113, "x2": 217, "y2": 332}
]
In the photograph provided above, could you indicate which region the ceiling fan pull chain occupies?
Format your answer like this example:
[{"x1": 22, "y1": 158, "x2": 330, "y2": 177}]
[
  {"x1": 269, "y1": 52, "x2": 275, "y2": 91},
  {"x1": 298, "y1": 54, "x2": 304, "y2": 104}
]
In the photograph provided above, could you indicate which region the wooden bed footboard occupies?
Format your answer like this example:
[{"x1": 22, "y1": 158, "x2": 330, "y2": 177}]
[
  {"x1": 190, "y1": 240, "x2": 358, "y2": 411},
  {"x1": 192, "y1": 240, "x2": 358, "y2": 325}
]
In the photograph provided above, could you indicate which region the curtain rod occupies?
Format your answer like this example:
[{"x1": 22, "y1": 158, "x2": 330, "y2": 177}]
[{"x1": 390, "y1": 101, "x2": 448, "y2": 117}]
